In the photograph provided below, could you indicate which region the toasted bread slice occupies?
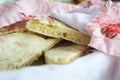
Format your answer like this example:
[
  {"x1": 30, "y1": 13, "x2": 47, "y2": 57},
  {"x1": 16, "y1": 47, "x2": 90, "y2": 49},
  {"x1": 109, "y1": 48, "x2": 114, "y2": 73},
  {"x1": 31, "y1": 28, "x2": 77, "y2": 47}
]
[
  {"x1": 26, "y1": 17, "x2": 90, "y2": 45},
  {"x1": 44, "y1": 41, "x2": 88, "y2": 64},
  {"x1": 0, "y1": 32, "x2": 61, "y2": 70},
  {"x1": 0, "y1": 20, "x2": 27, "y2": 35}
]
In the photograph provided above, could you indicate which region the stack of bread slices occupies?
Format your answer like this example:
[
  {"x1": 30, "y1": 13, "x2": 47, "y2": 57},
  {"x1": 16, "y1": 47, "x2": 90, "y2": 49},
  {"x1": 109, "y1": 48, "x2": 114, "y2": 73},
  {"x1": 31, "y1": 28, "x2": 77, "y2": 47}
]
[{"x1": 0, "y1": 17, "x2": 90, "y2": 70}]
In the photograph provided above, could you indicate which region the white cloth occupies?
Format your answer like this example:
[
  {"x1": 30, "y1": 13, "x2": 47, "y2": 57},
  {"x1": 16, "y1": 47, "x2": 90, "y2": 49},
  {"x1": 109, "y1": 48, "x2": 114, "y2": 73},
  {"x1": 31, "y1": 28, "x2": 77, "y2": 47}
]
[
  {"x1": 52, "y1": 5, "x2": 99, "y2": 33},
  {"x1": 0, "y1": 51, "x2": 120, "y2": 80}
]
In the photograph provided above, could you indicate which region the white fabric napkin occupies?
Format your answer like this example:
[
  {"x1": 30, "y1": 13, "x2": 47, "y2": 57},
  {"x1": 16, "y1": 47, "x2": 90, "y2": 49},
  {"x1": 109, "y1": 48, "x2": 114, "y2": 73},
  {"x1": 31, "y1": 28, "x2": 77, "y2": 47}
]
[
  {"x1": 0, "y1": 51, "x2": 120, "y2": 80},
  {"x1": 52, "y1": 5, "x2": 99, "y2": 33}
]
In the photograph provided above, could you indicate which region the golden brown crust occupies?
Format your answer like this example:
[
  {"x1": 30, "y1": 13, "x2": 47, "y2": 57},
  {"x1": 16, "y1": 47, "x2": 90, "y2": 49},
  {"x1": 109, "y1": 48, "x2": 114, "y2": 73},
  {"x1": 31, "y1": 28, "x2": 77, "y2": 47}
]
[{"x1": 0, "y1": 20, "x2": 27, "y2": 35}]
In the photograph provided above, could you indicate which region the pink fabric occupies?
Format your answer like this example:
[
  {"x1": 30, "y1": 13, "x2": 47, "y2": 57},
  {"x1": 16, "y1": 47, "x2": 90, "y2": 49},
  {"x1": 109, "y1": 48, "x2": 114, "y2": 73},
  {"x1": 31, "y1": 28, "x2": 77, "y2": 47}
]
[
  {"x1": 0, "y1": 0, "x2": 78, "y2": 27},
  {"x1": 85, "y1": 0, "x2": 120, "y2": 56},
  {"x1": 79, "y1": 0, "x2": 104, "y2": 8}
]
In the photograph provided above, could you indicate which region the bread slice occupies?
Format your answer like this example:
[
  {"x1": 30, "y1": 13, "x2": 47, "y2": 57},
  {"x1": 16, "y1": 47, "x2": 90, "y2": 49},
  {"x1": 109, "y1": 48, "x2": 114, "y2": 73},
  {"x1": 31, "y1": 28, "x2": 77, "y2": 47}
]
[
  {"x1": 26, "y1": 17, "x2": 90, "y2": 45},
  {"x1": 44, "y1": 41, "x2": 88, "y2": 64},
  {"x1": 0, "y1": 20, "x2": 27, "y2": 35},
  {"x1": 0, "y1": 32, "x2": 61, "y2": 70}
]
